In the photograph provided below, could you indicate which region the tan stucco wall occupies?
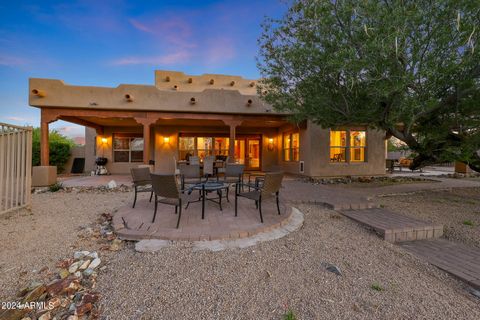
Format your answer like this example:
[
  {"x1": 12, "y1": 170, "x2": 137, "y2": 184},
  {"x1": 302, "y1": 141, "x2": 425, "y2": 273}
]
[
  {"x1": 85, "y1": 127, "x2": 96, "y2": 173},
  {"x1": 64, "y1": 145, "x2": 85, "y2": 174}
]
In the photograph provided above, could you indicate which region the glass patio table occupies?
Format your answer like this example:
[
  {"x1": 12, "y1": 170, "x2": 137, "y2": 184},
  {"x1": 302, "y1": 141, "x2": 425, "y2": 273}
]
[{"x1": 185, "y1": 181, "x2": 229, "y2": 219}]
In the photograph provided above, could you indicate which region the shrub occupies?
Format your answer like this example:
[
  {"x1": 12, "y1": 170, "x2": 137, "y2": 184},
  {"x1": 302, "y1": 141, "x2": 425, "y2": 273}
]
[
  {"x1": 371, "y1": 283, "x2": 384, "y2": 291},
  {"x1": 463, "y1": 220, "x2": 474, "y2": 226},
  {"x1": 48, "y1": 182, "x2": 63, "y2": 192},
  {"x1": 283, "y1": 310, "x2": 296, "y2": 320},
  {"x1": 32, "y1": 128, "x2": 75, "y2": 173}
]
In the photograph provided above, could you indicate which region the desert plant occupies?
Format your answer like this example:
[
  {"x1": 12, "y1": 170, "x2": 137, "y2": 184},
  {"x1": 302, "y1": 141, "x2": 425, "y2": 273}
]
[
  {"x1": 371, "y1": 283, "x2": 384, "y2": 291},
  {"x1": 48, "y1": 182, "x2": 64, "y2": 192},
  {"x1": 283, "y1": 310, "x2": 296, "y2": 320},
  {"x1": 463, "y1": 220, "x2": 474, "y2": 226}
]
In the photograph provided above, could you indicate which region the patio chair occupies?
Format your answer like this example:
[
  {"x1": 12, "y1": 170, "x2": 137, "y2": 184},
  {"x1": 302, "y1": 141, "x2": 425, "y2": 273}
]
[
  {"x1": 203, "y1": 155, "x2": 216, "y2": 178},
  {"x1": 150, "y1": 174, "x2": 185, "y2": 228},
  {"x1": 179, "y1": 164, "x2": 202, "y2": 190},
  {"x1": 218, "y1": 163, "x2": 244, "y2": 201},
  {"x1": 189, "y1": 156, "x2": 200, "y2": 165},
  {"x1": 235, "y1": 172, "x2": 283, "y2": 223},
  {"x1": 130, "y1": 167, "x2": 153, "y2": 208}
]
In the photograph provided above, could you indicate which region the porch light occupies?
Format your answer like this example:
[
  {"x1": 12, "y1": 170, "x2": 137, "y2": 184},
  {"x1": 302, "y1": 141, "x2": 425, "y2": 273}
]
[
  {"x1": 101, "y1": 137, "x2": 108, "y2": 144},
  {"x1": 268, "y1": 138, "x2": 274, "y2": 151},
  {"x1": 125, "y1": 94, "x2": 134, "y2": 102},
  {"x1": 163, "y1": 136, "x2": 170, "y2": 143},
  {"x1": 31, "y1": 89, "x2": 46, "y2": 97},
  {"x1": 190, "y1": 97, "x2": 196, "y2": 105}
]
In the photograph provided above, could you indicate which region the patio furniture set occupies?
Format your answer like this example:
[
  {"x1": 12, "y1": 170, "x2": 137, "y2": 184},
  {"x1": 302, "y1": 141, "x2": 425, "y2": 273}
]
[{"x1": 130, "y1": 160, "x2": 284, "y2": 229}]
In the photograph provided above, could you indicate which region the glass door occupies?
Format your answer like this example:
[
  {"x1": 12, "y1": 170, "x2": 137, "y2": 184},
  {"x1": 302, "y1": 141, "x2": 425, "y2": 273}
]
[{"x1": 246, "y1": 138, "x2": 261, "y2": 170}]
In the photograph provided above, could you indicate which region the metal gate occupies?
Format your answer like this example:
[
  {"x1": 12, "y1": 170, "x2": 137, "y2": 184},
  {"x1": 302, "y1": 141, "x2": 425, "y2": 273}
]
[{"x1": 0, "y1": 123, "x2": 32, "y2": 214}]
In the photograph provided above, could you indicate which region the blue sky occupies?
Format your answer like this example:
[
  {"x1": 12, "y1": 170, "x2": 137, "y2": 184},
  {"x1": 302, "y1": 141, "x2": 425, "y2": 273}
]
[{"x1": 0, "y1": 0, "x2": 287, "y2": 139}]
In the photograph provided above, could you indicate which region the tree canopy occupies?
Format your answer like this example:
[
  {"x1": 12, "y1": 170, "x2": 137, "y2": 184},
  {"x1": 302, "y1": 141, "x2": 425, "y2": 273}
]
[{"x1": 258, "y1": 0, "x2": 480, "y2": 171}]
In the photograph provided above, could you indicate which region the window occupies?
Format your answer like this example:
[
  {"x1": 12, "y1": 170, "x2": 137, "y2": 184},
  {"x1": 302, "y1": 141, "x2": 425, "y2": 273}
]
[
  {"x1": 178, "y1": 137, "x2": 195, "y2": 160},
  {"x1": 350, "y1": 131, "x2": 366, "y2": 162},
  {"x1": 113, "y1": 133, "x2": 143, "y2": 163},
  {"x1": 177, "y1": 135, "x2": 230, "y2": 160},
  {"x1": 330, "y1": 130, "x2": 367, "y2": 162},
  {"x1": 283, "y1": 132, "x2": 300, "y2": 162},
  {"x1": 330, "y1": 131, "x2": 347, "y2": 162}
]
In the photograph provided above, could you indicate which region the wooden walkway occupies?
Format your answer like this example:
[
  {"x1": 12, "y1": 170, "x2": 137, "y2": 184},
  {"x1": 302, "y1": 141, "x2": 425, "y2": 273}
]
[
  {"x1": 340, "y1": 208, "x2": 443, "y2": 242},
  {"x1": 400, "y1": 239, "x2": 480, "y2": 289}
]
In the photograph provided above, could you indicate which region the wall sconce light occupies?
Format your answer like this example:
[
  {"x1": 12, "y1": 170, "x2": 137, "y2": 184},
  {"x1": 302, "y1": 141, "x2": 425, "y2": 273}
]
[
  {"x1": 249, "y1": 81, "x2": 255, "y2": 87},
  {"x1": 101, "y1": 137, "x2": 108, "y2": 144},
  {"x1": 209, "y1": 79, "x2": 215, "y2": 85},
  {"x1": 188, "y1": 77, "x2": 193, "y2": 83},
  {"x1": 230, "y1": 81, "x2": 235, "y2": 86},
  {"x1": 163, "y1": 136, "x2": 170, "y2": 143},
  {"x1": 246, "y1": 99, "x2": 253, "y2": 106},
  {"x1": 165, "y1": 76, "x2": 170, "y2": 82},
  {"x1": 125, "y1": 94, "x2": 134, "y2": 102},
  {"x1": 190, "y1": 97, "x2": 196, "y2": 105},
  {"x1": 31, "y1": 89, "x2": 46, "y2": 97},
  {"x1": 268, "y1": 138, "x2": 274, "y2": 151}
]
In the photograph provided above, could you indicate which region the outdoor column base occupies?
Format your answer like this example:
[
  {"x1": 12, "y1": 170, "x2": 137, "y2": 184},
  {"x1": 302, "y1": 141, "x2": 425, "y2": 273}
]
[{"x1": 32, "y1": 166, "x2": 57, "y2": 187}]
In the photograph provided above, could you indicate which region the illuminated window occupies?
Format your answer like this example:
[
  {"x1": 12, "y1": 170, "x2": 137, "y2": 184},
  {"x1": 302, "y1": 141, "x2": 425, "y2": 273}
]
[
  {"x1": 178, "y1": 137, "x2": 195, "y2": 160},
  {"x1": 350, "y1": 131, "x2": 366, "y2": 162},
  {"x1": 178, "y1": 135, "x2": 230, "y2": 160},
  {"x1": 330, "y1": 131, "x2": 347, "y2": 162},
  {"x1": 283, "y1": 132, "x2": 300, "y2": 162},
  {"x1": 113, "y1": 133, "x2": 143, "y2": 163},
  {"x1": 330, "y1": 130, "x2": 367, "y2": 163}
]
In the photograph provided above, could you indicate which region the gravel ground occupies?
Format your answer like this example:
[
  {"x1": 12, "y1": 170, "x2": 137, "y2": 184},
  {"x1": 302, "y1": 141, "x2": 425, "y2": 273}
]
[
  {"x1": 378, "y1": 187, "x2": 480, "y2": 248},
  {"x1": 1, "y1": 191, "x2": 479, "y2": 319}
]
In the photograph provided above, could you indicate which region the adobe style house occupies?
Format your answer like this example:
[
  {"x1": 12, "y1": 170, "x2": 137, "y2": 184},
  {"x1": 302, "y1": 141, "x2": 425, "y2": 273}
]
[{"x1": 29, "y1": 70, "x2": 386, "y2": 178}]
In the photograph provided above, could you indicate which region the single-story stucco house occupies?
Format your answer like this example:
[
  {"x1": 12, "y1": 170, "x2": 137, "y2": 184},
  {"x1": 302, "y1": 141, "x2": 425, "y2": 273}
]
[{"x1": 29, "y1": 70, "x2": 386, "y2": 180}]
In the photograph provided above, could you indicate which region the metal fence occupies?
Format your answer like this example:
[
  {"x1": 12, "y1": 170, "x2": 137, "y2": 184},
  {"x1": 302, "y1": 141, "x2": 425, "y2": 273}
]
[{"x1": 0, "y1": 123, "x2": 33, "y2": 214}]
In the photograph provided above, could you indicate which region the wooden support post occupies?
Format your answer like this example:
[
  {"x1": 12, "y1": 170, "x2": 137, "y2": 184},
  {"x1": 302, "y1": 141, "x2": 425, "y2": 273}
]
[
  {"x1": 223, "y1": 120, "x2": 242, "y2": 163},
  {"x1": 134, "y1": 117, "x2": 157, "y2": 164}
]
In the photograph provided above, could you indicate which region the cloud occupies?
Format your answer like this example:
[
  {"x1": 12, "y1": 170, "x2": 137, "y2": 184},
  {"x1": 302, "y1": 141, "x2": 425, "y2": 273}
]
[
  {"x1": 129, "y1": 19, "x2": 153, "y2": 33},
  {"x1": 111, "y1": 51, "x2": 191, "y2": 66},
  {"x1": 0, "y1": 55, "x2": 29, "y2": 67}
]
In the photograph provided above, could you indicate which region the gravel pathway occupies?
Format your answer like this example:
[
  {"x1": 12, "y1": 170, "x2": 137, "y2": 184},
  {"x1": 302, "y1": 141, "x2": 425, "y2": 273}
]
[
  {"x1": 1, "y1": 191, "x2": 479, "y2": 319},
  {"x1": 378, "y1": 187, "x2": 480, "y2": 248}
]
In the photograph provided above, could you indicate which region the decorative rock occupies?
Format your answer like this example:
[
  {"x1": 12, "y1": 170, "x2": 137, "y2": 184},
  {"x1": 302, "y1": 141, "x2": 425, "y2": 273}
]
[
  {"x1": 107, "y1": 180, "x2": 117, "y2": 189},
  {"x1": 321, "y1": 262, "x2": 342, "y2": 276},
  {"x1": 67, "y1": 316, "x2": 79, "y2": 320},
  {"x1": 68, "y1": 261, "x2": 82, "y2": 274},
  {"x1": 79, "y1": 260, "x2": 90, "y2": 270},
  {"x1": 38, "y1": 311, "x2": 51, "y2": 320},
  {"x1": 59, "y1": 269, "x2": 70, "y2": 279},
  {"x1": 109, "y1": 239, "x2": 123, "y2": 251},
  {"x1": 22, "y1": 284, "x2": 46, "y2": 303},
  {"x1": 46, "y1": 278, "x2": 76, "y2": 296},
  {"x1": 83, "y1": 268, "x2": 94, "y2": 277},
  {"x1": 75, "y1": 302, "x2": 93, "y2": 316},
  {"x1": 88, "y1": 258, "x2": 101, "y2": 269},
  {"x1": 74, "y1": 271, "x2": 82, "y2": 278},
  {"x1": 68, "y1": 302, "x2": 76, "y2": 312},
  {"x1": 47, "y1": 296, "x2": 61, "y2": 309},
  {"x1": 87, "y1": 252, "x2": 98, "y2": 259}
]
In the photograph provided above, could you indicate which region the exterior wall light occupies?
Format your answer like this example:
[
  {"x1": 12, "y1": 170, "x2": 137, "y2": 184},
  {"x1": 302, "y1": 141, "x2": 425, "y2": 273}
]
[
  {"x1": 246, "y1": 99, "x2": 253, "y2": 106},
  {"x1": 31, "y1": 89, "x2": 46, "y2": 97},
  {"x1": 268, "y1": 138, "x2": 274, "y2": 151},
  {"x1": 190, "y1": 97, "x2": 196, "y2": 105},
  {"x1": 125, "y1": 94, "x2": 134, "y2": 102},
  {"x1": 163, "y1": 136, "x2": 170, "y2": 143},
  {"x1": 209, "y1": 79, "x2": 215, "y2": 85},
  {"x1": 101, "y1": 137, "x2": 108, "y2": 144}
]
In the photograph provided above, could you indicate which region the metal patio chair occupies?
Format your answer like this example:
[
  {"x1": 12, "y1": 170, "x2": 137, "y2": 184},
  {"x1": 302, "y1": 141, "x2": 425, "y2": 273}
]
[
  {"x1": 150, "y1": 174, "x2": 185, "y2": 228},
  {"x1": 218, "y1": 163, "x2": 244, "y2": 201},
  {"x1": 179, "y1": 164, "x2": 202, "y2": 190},
  {"x1": 235, "y1": 172, "x2": 283, "y2": 223},
  {"x1": 130, "y1": 167, "x2": 153, "y2": 208}
]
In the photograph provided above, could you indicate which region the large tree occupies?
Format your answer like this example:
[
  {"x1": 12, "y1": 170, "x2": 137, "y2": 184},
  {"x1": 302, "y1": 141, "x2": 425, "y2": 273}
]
[{"x1": 258, "y1": 0, "x2": 480, "y2": 171}]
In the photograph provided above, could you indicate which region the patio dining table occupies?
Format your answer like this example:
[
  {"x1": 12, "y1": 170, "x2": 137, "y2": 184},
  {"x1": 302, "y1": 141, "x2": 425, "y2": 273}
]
[{"x1": 185, "y1": 181, "x2": 229, "y2": 219}]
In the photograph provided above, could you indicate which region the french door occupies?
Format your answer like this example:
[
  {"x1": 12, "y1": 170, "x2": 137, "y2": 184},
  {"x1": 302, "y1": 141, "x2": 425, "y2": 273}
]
[{"x1": 235, "y1": 136, "x2": 261, "y2": 170}]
